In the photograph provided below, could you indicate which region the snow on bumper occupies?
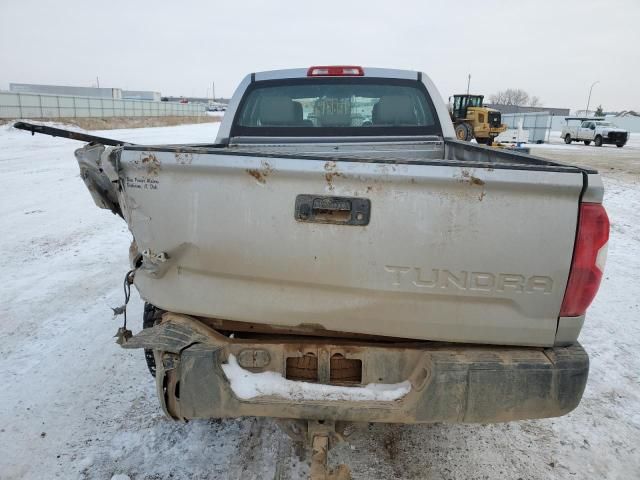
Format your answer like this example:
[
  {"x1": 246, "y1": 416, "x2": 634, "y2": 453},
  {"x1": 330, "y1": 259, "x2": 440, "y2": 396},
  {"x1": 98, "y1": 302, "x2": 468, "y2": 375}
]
[
  {"x1": 222, "y1": 354, "x2": 411, "y2": 402},
  {"x1": 123, "y1": 313, "x2": 589, "y2": 424}
]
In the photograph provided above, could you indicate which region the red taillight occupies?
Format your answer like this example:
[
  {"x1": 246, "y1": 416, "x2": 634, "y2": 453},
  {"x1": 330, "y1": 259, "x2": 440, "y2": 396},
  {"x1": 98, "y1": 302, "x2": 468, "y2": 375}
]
[
  {"x1": 307, "y1": 65, "x2": 364, "y2": 77},
  {"x1": 560, "y1": 203, "x2": 610, "y2": 317}
]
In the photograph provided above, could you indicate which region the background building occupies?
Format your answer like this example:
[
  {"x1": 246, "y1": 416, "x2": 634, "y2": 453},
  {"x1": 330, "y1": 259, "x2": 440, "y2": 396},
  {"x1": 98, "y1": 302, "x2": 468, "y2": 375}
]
[
  {"x1": 10, "y1": 83, "x2": 123, "y2": 99},
  {"x1": 122, "y1": 90, "x2": 161, "y2": 101},
  {"x1": 10, "y1": 83, "x2": 162, "y2": 102},
  {"x1": 485, "y1": 103, "x2": 570, "y2": 116}
]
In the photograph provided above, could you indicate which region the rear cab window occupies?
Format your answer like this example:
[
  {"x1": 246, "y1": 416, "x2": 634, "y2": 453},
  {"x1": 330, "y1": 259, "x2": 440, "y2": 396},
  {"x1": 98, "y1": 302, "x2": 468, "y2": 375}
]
[{"x1": 231, "y1": 78, "x2": 442, "y2": 138}]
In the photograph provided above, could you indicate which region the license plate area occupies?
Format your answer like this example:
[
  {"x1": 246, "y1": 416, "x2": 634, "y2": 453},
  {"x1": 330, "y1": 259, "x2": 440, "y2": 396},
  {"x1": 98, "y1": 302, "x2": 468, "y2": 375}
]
[{"x1": 285, "y1": 351, "x2": 363, "y2": 385}]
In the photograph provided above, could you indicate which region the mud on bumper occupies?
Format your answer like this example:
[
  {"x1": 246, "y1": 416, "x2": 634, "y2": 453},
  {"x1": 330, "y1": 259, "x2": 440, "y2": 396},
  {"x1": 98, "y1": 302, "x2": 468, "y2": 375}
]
[{"x1": 123, "y1": 313, "x2": 589, "y2": 424}]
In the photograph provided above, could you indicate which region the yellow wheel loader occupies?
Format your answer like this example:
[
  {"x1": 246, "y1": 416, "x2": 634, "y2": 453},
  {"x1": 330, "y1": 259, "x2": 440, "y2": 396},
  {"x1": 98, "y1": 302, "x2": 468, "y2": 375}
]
[{"x1": 449, "y1": 94, "x2": 506, "y2": 145}]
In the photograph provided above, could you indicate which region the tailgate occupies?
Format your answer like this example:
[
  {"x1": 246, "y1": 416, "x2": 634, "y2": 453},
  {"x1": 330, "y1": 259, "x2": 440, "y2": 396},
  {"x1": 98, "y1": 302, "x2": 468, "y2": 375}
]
[{"x1": 118, "y1": 147, "x2": 583, "y2": 347}]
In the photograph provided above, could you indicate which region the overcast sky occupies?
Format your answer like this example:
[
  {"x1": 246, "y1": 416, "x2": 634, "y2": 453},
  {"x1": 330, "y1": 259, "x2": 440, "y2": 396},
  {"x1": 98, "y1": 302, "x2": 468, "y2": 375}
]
[{"x1": 1, "y1": 0, "x2": 638, "y2": 111}]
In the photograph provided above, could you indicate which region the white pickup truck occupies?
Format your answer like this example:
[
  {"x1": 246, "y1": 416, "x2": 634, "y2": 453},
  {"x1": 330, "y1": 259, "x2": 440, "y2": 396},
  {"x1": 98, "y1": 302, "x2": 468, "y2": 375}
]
[
  {"x1": 16, "y1": 66, "x2": 609, "y2": 465},
  {"x1": 562, "y1": 117, "x2": 629, "y2": 147}
]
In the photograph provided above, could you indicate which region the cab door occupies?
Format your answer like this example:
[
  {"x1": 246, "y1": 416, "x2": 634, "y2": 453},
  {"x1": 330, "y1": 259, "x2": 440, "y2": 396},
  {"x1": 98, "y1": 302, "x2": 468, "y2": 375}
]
[{"x1": 579, "y1": 121, "x2": 594, "y2": 140}]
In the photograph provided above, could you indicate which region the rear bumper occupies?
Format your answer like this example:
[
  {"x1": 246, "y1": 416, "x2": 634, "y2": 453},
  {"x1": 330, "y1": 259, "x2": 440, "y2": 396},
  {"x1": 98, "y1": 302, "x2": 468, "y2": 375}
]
[{"x1": 125, "y1": 313, "x2": 589, "y2": 424}]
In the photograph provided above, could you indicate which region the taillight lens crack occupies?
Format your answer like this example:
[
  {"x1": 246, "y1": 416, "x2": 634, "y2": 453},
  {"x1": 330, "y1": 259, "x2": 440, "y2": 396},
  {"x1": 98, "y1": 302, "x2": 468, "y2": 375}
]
[{"x1": 560, "y1": 203, "x2": 610, "y2": 317}]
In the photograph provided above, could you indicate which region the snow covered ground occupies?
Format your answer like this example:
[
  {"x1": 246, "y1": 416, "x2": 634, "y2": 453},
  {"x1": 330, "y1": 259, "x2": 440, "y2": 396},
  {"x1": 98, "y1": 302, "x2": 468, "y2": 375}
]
[{"x1": 0, "y1": 122, "x2": 638, "y2": 479}]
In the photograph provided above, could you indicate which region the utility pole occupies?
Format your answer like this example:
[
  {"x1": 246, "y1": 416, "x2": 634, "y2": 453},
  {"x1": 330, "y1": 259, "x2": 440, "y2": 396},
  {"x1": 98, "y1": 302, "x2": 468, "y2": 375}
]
[
  {"x1": 466, "y1": 74, "x2": 471, "y2": 96},
  {"x1": 96, "y1": 76, "x2": 100, "y2": 88},
  {"x1": 585, "y1": 81, "x2": 599, "y2": 117},
  {"x1": 212, "y1": 81, "x2": 215, "y2": 102}
]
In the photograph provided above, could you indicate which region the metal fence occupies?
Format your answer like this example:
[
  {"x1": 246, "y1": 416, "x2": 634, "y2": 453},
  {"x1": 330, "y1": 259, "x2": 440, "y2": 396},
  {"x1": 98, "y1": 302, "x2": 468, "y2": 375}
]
[{"x1": 0, "y1": 91, "x2": 207, "y2": 119}]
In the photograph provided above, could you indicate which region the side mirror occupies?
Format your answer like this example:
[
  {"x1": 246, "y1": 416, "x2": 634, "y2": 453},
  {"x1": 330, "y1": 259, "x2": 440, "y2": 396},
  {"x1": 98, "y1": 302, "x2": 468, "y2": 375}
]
[{"x1": 590, "y1": 125, "x2": 595, "y2": 130}]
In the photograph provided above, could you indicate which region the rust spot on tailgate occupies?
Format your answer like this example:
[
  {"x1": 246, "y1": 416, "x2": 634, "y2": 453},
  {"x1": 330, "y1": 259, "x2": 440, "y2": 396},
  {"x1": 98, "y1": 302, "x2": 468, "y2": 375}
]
[
  {"x1": 174, "y1": 150, "x2": 193, "y2": 165},
  {"x1": 324, "y1": 171, "x2": 342, "y2": 190},
  {"x1": 246, "y1": 160, "x2": 273, "y2": 184},
  {"x1": 246, "y1": 169, "x2": 266, "y2": 183},
  {"x1": 459, "y1": 169, "x2": 485, "y2": 186},
  {"x1": 139, "y1": 153, "x2": 161, "y2": 175},
  {"x1": 324, "y1": 161, "x2": 342, "y2": 190},
  {"x1": 458, "y1": 168, "x2": 486, "y2": 201}
]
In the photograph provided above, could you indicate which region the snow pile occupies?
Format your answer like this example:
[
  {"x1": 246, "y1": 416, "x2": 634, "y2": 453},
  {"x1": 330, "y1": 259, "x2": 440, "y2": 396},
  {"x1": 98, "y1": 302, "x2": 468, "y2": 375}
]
[{"x1": 222, "y1": 354, "x2": 411, "y2": 402}]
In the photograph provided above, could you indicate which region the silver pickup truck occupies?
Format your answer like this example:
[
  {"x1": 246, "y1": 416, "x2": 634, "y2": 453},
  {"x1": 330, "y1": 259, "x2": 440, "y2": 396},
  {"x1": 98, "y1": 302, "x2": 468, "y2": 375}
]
[{"x1": 16, "y1": 66, "x2": 609, "y2": 437}]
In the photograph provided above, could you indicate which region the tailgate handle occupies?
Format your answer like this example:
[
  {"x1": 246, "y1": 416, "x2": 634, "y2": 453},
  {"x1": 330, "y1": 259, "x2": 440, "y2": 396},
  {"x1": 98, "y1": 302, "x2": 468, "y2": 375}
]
[{"x1": 295, "y1": 195, "x2": 370, "y2": 226}]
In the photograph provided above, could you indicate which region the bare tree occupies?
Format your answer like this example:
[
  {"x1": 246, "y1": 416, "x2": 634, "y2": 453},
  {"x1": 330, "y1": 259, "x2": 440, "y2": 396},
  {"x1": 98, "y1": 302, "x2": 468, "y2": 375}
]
[
  {"x1": 529, "y1": 96, "x2": 541, "y2": 107},
  {"x1": 489, "y1": 89, "x2": 542, "y2": 107}
]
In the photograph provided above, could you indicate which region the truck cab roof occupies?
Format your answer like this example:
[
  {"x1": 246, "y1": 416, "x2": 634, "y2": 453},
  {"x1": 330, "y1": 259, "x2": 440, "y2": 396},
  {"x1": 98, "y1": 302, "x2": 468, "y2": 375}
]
[{"x1": 252, "y1": 66, "x2": 421, "y2": 81}]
